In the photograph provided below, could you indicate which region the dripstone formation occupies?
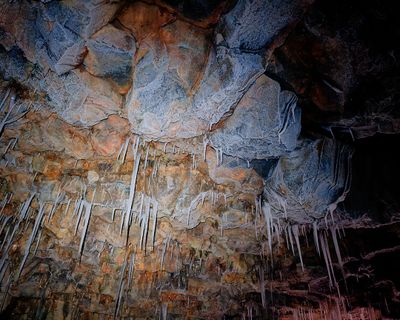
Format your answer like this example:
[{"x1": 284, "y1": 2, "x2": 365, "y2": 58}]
[{"x1": 0, "y1": 0, "x2": 399, "y2": 319}]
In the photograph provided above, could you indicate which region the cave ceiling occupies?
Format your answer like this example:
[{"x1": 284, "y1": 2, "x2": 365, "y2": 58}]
[{"x1": 0, "y1": 0, "x2": 399, "y2": 319}]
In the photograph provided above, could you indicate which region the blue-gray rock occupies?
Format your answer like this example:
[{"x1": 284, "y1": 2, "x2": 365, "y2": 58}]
[
  {"x1": 210, "y1": 75, "x2": 301, "y2": 160},
  {"x1": 1, "y1": 0, "x2": 123, "y2": 74},
  {"x1": 54, "y1": 40, "x2": 87, "y2": 75},
  {"x1": 126, "y1": 20, "x2": 212, "y2": 139},
  {"x1": 126, "y1": 20, "x2": 264, "y2": 140},
  {"x1": 263, "y1": 138, "x2": 353, "y2": 223},
  {"x1": 192, "y1": 46, "x2": 264, "y2": 127},
  {"x1": 39, "y1": 70, "x2": 123, "y2": 127},
  {"x1": 85, "y1": 24, "x2": 136, "y2": 90},
  {"x1": 217, "y1": 0, "x2": 309, "y2": 51}
]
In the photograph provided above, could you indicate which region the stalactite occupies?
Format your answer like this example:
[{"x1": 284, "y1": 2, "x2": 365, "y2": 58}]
[
  {"x1": 319, "y1": 232, "x2": 337, "y2": 289},
  {"x1": 203, "y1": 136, "x2": 208, "y2": 161},
  {"x1": 48, "y1": 191, "x2": 64, "y2": 222},
  {"x1": 0, "y1": 93, "x2": 30, "y2": 137},
  {"x1": 0, "y1": 225, "x2": 10, "y2": 253},
  {"x1": 0, "y1": 88, "x2": 10, "y2": 112},
  {"x1": 16, "y1": 201, "x2": 46, "y2": 281},
  {"x1": 114, "y1": 254, "x2": 128, "y2": 319},
  {"x1": 127, "y1": 252, "x2": 135, "y2": 290},
  {"x1": 133, "y1": 136, "x2": 140, "y2": 159},
  {"x1": 0, "y1": 274, "x2": 12, "y2": 312},
  {"x1": 313, "y1": 222, "x2": 321, "y2": 256},
  {"x1": 247, "y1": 304, "x2": 253, "y2": 320},
  {"x1": 143, "y1": 144, "x2": 150, "y2": 172},
  {"x1": 0, "y1": 210, "x2": 9, "y2": 228},
  {"x1": 140, "y1": 197, "x2": 150, "y2": 251},
  {"x1": 117, "y1": 137, "x2": 130, "y2": 165},
  {"x1": 330, "y1": 227, "x2": 343, "y2": 269},
  {"x1": 135, "y1": 193, "x2": 145, "y2": 224},
  {"x1": 117, "y1": 141, "x2": 124, "y2": 162},
  {"x1": 143, "y1": 197, "x2": 151, "y2": 253},
  {"x1": 124, "y1": 149, "x2": 141, "y2": 234},
  {"x1": 254, "y1": 205, "x2": 258, "y2": 240},
  {"x1": 274, "y1": 223, "x2": 281, "y2": 247},
  {"x1": 151, "y1": 199, "x2": 158, "y2": 251},
  {"x1": 0, "y1": 259, "x2": 8, "y2": 285},
  {"x1": 62, "y1": 199, "x2": 71, "y2": 221},
  {"x1": 20, "y1": 193, "x2": 35, "y2": 220},
  {"x1": 33, "y1": 229, "x2": 42, "y2": 256},
  {"x1": 284, "y1": 225, "x2": 290, "y2": 250},
  {"x1": 192, "y1": 150, "x2": 196, "y2": 169},
  {"x1": 2, "y1": 137, "x2": 17, "y2": 157},
  {"x1": 74, "y1": 200, "x2": 85, "y2": 235},
  {"x1": 287, "y1": 225, "x2": 295, "y2": 255},
  {"x1": 115, "y1": 282, "x2": 125, "y2": 319},
  {"x1": 292, "y1": 225, "x2": 304, "y2": 271},
  {"x1": 78, "y1": 190, "x2": 96, "y2": 259},
  {"x1": 262, "y1": 202, "x2": 273, "y2": 252},
  {"x1": 2, "y1": 194, "x2": 34, "y2": 260},
  {"x1": 259, "y1": 265, "x2": 266, "y2": 309},
  {"x1": 0, "y1": 94, "x2": 16, "y2": 136},
  {"x1": 162, "y1": 303, "x2": 168, "y2": 320},
  {"x1": 0, "y1": 194, "x2": 10, "y2": 216},
  {"x1": 71, "y1": 198, "x2": 80, "y2": 217},
  {"x1": 160, "y1": 235, "x2": 170, "y2": 270}
]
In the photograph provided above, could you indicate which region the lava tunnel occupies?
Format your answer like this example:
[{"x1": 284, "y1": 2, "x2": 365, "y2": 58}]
[{"x1": 0, "y1": 0, "x2": 399, "y2": 319}]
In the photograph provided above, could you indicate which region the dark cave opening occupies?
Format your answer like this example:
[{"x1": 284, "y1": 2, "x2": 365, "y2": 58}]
[{"x1": 344, "y1": 133, "x2": 400, "y2": 221}]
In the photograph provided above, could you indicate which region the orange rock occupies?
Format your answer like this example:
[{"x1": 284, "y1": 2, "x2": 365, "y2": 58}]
[
  {"x1": 101, "y1": 262, "x2": 112, "y2": 274},
  {"x1": 91, "y1": 116, "x2": 130, "y2": 157},
  {"x1": 43, "y1": 162, "x2": 62, "y2": 180},
  {"x1": 221, "y1": 272, "x2": 246, "y2": 284},
  {"x1": 117, "y1": 2, "x2": 176, "y2": 42},
  {"x1": 206, "y1": 148, "x2": 264, "y2": 194}
]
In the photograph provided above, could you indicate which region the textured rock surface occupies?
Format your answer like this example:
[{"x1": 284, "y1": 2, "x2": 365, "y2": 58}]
[
  {"x1": 85, "y1": 24, "x2": 136, "y2": 93},
  {"x1": 217, "y1": 0, "x2": 310, "y2": 50},
  {"x1": 210, "y1": 75, "x2": 301, "y2": 160},
  {"x1": 1, "y1": 0, "x2": 399, "y2": 319},
  {"x1": 124, "y1": 1, "x2": 265, "y2": 140},
  {"x1": 264, "y1": 138, "x2": 352, "y2": 223}
]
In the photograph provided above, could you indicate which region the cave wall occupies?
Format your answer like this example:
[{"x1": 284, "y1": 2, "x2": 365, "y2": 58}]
[{"x1": 0, "y1": 0, "x2": 399, "y2": 319}]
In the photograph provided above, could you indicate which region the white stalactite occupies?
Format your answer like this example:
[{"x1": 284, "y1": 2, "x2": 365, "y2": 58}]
[
  {"x1": 16, "y1": 201, "x2": 45, "y2": 281},
  {"x1": 124, "y1": 150, "x2": 141, "y2": 234},
  {"x1": 292, "y1": 225, "x2": 304, "y2": 271},
  {"x1": 151, "y1": 199, "x2": 158, "y2": 251}
]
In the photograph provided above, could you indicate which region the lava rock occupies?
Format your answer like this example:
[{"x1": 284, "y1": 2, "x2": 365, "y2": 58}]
[
  {"x1": 264, "y1": 138, "x2": 353, "y2": 222},
  {"x1": 85, "y1": 24, "x2": 136, "y2": 93},
  {"x1": 210, "y1": 75, "x2": 301, "y2": 160}
]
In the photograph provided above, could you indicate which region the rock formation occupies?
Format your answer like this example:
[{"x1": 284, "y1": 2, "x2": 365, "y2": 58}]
[{"x1": 0, "y1": 0, "x2": 399, "y2": 319}]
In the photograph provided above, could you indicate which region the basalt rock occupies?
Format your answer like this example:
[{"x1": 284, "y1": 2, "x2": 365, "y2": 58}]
[
  {"x1": 0, "y1": 0, "x2": 399, "y2": 319},
  {"x1": 210, "y1": 75, "x2": 301, "y2": 160}
]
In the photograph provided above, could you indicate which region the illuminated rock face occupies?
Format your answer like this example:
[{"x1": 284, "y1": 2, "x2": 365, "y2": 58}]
[{"x1": 1, "y1": 0, "x2": 400, "y2": 319}]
